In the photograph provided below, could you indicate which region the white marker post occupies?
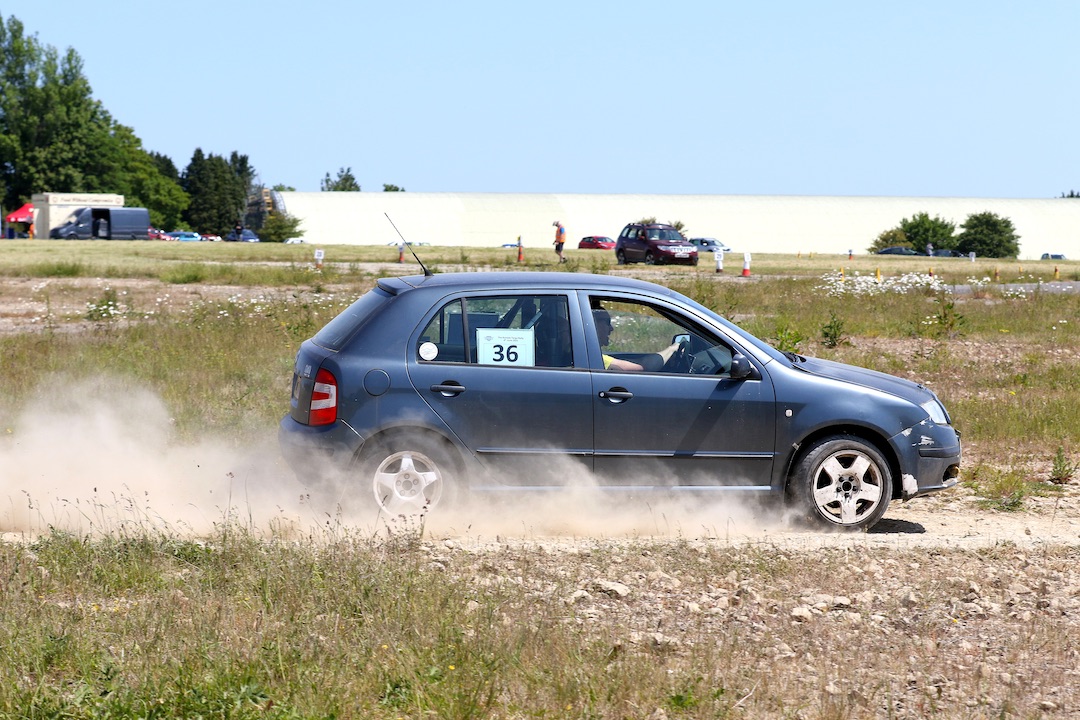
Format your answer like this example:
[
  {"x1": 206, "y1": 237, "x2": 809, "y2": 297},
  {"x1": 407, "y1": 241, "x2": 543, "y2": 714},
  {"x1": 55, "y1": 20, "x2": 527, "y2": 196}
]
[{"x1": 314, "y1": 248, "x2": 325, "y2": 270}]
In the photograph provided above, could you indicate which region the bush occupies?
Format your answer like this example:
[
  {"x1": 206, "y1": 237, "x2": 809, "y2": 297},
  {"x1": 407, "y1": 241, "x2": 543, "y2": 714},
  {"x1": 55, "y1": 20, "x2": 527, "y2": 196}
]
[
  {"x1": 956, "y1": 211, "x2": 1020, "y2": 258},
  {"x1": 257, "y1": 212, "x2": 305, "y2": 244}
]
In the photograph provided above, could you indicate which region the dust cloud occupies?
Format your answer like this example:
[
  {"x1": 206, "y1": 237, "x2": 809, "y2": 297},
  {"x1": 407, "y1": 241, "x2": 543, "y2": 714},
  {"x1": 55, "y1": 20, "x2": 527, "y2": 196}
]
[{"x1": 0, "y1": 377, "x2": 785, "y2": 541}]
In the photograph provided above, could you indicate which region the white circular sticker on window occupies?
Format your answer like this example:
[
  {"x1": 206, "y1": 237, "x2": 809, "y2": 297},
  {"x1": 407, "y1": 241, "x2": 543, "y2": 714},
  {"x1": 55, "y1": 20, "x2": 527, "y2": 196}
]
[{"x1": 419, "y1": 341, "x2": 439, "y2": 361}]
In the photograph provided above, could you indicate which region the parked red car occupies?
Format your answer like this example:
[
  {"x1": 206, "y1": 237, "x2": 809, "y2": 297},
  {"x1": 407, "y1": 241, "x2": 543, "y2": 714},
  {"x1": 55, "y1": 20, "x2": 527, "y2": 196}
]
[{"x1": 578, "y1": 236, "x2": 615, "y2": 250}]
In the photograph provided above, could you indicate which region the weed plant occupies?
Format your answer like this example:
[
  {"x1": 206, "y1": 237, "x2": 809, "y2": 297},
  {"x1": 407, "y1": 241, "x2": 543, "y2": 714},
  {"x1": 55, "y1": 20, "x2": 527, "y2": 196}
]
[
  {"x1": 1049, "y1": 446, "x2": 1080, "y2": 484},
  {"x1": 819, "y1": 311, "x2": 846, "y2": 348}
]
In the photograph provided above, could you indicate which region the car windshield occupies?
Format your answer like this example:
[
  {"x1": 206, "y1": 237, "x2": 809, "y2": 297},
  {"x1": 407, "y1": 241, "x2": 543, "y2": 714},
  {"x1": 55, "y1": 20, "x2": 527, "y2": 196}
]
[
  {"x1": 656, "y1": 285, "x2": 788, "y2": 365},
  {"x1": 647, "y1": 228, "x2": 685, "y2": 241}
]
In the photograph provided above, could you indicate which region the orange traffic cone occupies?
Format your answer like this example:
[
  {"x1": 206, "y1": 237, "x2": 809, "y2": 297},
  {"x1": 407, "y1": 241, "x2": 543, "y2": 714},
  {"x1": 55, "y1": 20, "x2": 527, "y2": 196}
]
[{"x1": 741, "y1": 254, "x2": 751, "y2": 277}]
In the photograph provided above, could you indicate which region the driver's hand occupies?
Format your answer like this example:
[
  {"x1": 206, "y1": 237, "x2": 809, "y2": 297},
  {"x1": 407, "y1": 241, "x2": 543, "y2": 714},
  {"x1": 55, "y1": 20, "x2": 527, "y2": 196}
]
[{"x1": 659, "y1": 341, "x2": 682, "y2": 362}]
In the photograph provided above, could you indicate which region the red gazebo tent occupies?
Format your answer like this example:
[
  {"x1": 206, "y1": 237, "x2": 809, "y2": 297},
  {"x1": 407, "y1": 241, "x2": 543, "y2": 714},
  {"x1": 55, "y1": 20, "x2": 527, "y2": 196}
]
[{"x1": 4, "y1": 202, "x2": 33, "y2": 223}]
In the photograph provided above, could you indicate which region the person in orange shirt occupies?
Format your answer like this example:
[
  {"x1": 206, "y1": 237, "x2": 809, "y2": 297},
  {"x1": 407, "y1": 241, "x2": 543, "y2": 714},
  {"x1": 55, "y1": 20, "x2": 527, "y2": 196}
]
[{"x1": 552, "y1": 220, "x2": 566, "y2": 263}]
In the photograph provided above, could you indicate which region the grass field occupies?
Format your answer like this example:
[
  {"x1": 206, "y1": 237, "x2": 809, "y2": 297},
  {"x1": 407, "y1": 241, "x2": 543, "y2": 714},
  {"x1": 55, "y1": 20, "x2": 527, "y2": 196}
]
[{"x1": 1, "y1": 240, "x2": 1079, "y2": 718}]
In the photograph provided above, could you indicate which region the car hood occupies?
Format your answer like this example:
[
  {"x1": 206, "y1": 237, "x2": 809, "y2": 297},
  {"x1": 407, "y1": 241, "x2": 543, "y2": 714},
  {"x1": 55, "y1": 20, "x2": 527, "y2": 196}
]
[{"x1": 795, "y1": 356, "x2": 935, "y2": 405}]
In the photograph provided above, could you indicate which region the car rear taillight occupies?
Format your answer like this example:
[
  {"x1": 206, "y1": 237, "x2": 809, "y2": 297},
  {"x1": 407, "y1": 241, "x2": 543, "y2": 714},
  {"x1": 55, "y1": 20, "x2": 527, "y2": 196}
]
[{"x1": 309, "y1": 368, "x2": 338, "y2": 426}]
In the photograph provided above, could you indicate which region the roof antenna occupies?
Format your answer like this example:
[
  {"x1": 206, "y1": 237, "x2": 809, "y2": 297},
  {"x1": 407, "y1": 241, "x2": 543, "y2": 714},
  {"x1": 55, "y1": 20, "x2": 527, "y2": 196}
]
[{"x1": 385, "y1": 213, "x2": 432, "y2": 276}]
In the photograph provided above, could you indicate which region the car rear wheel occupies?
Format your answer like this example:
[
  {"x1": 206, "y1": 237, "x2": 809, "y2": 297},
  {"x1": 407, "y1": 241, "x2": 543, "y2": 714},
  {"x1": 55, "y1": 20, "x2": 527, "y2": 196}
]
[
  {"x1": 790, "y1": 435, "x2": 891, "y2": 531},
  {"x1": 361, "y1": 435, "x2": 459, "y2": 517}
]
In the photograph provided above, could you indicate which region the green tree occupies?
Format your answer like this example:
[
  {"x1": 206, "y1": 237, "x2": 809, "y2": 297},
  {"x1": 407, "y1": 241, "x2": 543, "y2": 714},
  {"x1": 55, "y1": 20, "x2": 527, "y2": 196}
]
[
  {"x1": 0, "y1": 15, "x2": 187, "y2": 225},
  {"x1": 321, "y1": 167, "x2": 360, "y2": 191},
  {"x1": 383, "y1": 183, "x2": 405, "y2": 192},
  {"x1": 867, "y1": 228, "x2": 909, "y2": 253},
  {"x1": 182, "y1": 149, "x2": 244, "y2": 235},
  {"x1": 0, "y1": 16, "x2": 114, "y2": 205},
  {"x1": 258, "y1": 212, "x2": 304, "y2": 243},
  {"x1": 150, "y1": 151, "x2": 179, "y2": 183},
  {"x1": 1060, "y1": 190, "x2": 1079, "y2": 198},
  {"x1": 229, "y1": 151, "x2": 270, "y2": 231},
  {"x1": 956, "y1": 211, "x2": 1019, "y2": 258},
  {"x1": 106, "y1": 125, "x2": 188, "y2": 230},
  {"x1": 898, "y1": 212, "x2": 957, "y2": 253},
  {"x1": 273, "y1": 183, "x2": 296, "y2": 191}
]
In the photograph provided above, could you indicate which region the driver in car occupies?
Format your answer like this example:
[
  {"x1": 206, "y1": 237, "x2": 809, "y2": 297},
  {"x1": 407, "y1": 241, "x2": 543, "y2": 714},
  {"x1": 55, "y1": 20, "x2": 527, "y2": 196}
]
[{"x1": 593, "y1": 308, "x2": 684, "y2": 371}]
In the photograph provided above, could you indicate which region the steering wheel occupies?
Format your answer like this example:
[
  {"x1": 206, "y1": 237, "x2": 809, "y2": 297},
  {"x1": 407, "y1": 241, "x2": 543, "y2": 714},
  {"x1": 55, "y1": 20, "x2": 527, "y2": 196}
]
[{"x1": 663, "y1": 341, "x2": 693, "y2": 373}]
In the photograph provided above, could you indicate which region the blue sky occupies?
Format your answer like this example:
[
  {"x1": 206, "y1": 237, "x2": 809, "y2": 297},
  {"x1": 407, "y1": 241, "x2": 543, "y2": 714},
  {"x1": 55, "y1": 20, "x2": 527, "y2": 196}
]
[{"x1": 8, "y1": 1, "x2": 1079, "y2": 197}]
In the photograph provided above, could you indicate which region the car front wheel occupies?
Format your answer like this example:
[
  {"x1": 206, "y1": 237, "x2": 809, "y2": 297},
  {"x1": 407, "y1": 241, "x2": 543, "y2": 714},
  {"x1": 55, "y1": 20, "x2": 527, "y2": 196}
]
[
  {"x1": 616, "y1": 249, "x2": 627, "y2": 265},
  {"x1": 361, "y1": 435, "x2": 458, "y2": 517},
  {"x1": 644, "y1": 251, "x2": 656, "y2": 265},
  {"x1": 790, "y1": 435, "x2": 891, "y2": 531}
]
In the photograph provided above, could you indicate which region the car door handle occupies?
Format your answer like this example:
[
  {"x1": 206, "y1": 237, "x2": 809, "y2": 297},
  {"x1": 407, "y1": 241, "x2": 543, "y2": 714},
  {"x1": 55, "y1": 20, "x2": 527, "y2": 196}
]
[
  {"x1": 430, "y1": 383, "x2": 466, "y2": 396},
  {"x1": 598, "y1": 388, "x2": 634, "y2": 403}
]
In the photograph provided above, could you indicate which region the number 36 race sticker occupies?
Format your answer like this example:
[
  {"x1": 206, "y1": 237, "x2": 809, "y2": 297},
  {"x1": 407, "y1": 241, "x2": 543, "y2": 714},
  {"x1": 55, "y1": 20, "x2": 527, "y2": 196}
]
[{"x1": 476, "y1": 328, "x2": 534, "y2": 366}]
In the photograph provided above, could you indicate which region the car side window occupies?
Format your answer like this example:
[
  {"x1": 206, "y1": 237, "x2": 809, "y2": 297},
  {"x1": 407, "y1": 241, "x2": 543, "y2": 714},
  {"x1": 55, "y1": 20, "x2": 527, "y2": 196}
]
[
  {"x1": 417, "y1": 295, "x2": 573, "y2": 368},
  {"x1": 589, "y1": 297, "x2": 735, "y2": 375}
]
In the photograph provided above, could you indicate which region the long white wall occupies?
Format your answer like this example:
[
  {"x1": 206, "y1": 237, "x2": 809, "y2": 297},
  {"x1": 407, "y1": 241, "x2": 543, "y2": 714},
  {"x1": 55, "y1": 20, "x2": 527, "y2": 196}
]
[{"x1": 276, "y1": 192, "x2": 1080, "y2": 260}]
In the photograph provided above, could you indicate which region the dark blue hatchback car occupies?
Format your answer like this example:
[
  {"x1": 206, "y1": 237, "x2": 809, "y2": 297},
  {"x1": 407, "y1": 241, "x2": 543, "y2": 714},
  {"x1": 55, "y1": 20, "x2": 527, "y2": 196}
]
[{"x1": 279, "y1": 272, "x2": 960, "y2": 531}]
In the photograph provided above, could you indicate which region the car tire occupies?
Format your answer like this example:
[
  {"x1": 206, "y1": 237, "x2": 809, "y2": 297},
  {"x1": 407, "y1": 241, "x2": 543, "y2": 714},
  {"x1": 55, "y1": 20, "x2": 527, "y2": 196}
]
[
  {"x1": 360, "y1": 434, "x2": 459, "y2": 518},
  {"x1": 616, "y1": 250, "x2": 626, "y2": 265},
  {"x1": 644, "y1": 251, "x2": 656, "y2": 265},
  {"x1": 790, "y1": 435, "x2": 891, "y2": 531}
]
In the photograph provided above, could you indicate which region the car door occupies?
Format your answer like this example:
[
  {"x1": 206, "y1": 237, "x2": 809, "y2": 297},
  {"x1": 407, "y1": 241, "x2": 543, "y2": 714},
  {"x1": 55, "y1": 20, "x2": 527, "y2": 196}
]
[
  {"x1": 582, "y1": 293, "x2": 777, "y2": 487},
  {"x1": 619, "y1": 226, "x2": 644, "y2": 261},
  {"x1": 407, "y1": 292, "x2": 594, "y2": 487}
]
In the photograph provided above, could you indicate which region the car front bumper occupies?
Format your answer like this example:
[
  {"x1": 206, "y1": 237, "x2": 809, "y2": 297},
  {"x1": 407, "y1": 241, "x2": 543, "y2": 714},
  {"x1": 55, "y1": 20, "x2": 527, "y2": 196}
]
[{"x1": 890, "y1": 423, "x2": 962, "y2": 500}]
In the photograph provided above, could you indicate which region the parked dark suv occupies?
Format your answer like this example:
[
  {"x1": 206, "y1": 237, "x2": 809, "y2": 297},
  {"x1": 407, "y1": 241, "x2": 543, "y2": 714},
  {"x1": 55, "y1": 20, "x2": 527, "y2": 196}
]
[{"x1": 614, "y1": 223, "x2": 698, "y2": 266}]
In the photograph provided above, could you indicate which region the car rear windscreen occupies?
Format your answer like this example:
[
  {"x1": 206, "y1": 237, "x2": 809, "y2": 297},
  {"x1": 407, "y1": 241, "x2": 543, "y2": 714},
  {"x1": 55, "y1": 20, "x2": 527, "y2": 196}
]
[{"x1": 313, "y1": 288, "x2": 392, "y2": 350}]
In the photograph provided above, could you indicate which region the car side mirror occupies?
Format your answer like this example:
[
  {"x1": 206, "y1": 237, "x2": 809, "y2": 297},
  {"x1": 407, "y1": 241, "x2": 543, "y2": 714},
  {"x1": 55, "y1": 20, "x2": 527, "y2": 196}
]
[
  {"x1": 729, "y1": 354, "x2": 752, "y2": 379},
  {"x1": 672, "y1": 333, "x2": 691, "y2": 346}
]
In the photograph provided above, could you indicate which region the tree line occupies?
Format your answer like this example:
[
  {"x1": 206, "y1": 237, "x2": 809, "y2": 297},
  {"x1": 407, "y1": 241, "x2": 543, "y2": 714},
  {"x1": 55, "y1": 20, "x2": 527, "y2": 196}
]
[
  {"x1": 0, "y1": 15, "x2": 401, "y2": 242},
  {"x1": 868, "y1": 211, "x2": 1021, "y2": 258}
]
